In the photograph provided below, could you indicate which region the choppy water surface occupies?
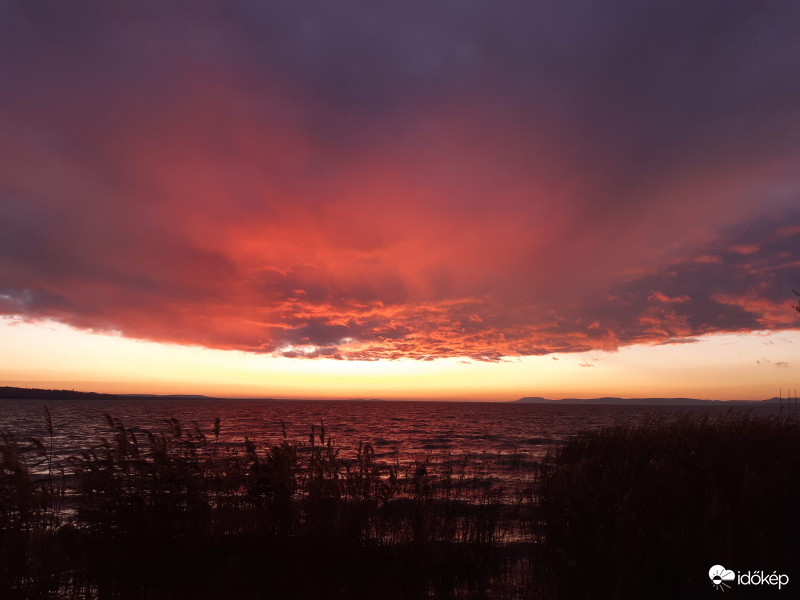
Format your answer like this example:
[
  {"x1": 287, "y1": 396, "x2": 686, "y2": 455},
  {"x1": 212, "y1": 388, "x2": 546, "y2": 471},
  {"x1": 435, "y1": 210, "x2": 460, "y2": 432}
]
[{"x1": 1, "y1": 398, "x2": 777, "y2": 476}]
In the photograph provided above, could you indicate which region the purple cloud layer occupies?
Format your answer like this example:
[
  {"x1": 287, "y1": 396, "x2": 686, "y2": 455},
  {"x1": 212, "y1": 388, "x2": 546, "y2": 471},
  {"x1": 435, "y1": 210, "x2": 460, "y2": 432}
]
[{"x1": 1, "y1": 1, "x2": 799, "y2": 360}]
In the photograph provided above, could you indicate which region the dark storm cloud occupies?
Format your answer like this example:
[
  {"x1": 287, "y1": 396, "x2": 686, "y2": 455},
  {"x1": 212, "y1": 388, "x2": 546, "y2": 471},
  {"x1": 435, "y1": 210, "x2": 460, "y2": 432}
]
[
  {"x1": 576, "y1": 213, "x2": 800, "y2": 345},
  {"x1": 1, "y1": 1, "x2": 799, "y2": 359}
]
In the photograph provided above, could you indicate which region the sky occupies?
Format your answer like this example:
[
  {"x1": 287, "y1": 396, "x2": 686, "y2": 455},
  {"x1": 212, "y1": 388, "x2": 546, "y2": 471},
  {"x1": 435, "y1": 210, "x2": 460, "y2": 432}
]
[{"x1": 1, "y1": 1, "x2": 799, "y2": 401}]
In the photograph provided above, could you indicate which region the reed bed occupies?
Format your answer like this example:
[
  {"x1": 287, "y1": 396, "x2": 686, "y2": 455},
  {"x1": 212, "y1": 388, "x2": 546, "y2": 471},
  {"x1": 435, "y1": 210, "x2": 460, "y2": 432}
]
[
  {"x1": 1, "y1": 411, "x2": 538, "y2": 599},
  {"x1": 535, "y1": 410, "x2": 800, "y2": 599},
  {"x1": 2, "y1": 408, "x2": 798, "y2": 598}
]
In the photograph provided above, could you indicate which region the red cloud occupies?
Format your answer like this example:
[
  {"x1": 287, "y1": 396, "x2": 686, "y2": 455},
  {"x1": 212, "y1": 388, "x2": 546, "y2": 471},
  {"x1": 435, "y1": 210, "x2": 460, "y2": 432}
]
[{"x1": 2, "y1": 3, "x2": 800, "y2": 360}]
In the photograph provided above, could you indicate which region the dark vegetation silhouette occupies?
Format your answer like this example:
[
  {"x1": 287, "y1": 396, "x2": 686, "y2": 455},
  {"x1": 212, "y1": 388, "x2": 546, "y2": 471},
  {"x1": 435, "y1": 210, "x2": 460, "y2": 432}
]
[
  {"x1": 1, "y1": 412, "x2": 538, "y2": 599},
  {"x1": 2, "y1": 410, "x2": 799, "y2": 598},
  {"x1": 536, "y1": 412, "x2": 800, "y2": 598}
]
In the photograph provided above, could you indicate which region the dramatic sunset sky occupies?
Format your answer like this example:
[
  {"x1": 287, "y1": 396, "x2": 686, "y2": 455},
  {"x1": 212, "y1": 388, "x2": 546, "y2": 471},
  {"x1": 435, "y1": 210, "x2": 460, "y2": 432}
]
[{"x1": 1, "y1": 1, "x2": 799, "y2": 400}]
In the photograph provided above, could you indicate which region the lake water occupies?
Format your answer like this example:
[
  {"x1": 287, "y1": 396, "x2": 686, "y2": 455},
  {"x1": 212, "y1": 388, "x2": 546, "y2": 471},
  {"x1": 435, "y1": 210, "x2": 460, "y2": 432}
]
[{"x1": 0, "y1": 398, "x2": 780, "y2": 484}]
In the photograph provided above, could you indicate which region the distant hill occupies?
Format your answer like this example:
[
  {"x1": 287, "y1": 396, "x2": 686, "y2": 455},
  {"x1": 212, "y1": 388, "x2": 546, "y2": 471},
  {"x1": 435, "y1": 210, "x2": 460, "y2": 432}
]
[
  {"x1": 0, "y1": 386, "x2": 118, "y2": 400},
  {"x1": 514, "y1": 396, "x2": 772, "y2": 405},
  {"x1": 0, "y1": 386, "x2": 213, "y2": 401}
]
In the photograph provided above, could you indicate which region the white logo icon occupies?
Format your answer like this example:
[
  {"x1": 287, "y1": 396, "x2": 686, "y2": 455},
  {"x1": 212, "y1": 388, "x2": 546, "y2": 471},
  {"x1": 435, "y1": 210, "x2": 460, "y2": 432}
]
[{"x1": 709, "y1": 565, "x2": 735, "y2": 591}]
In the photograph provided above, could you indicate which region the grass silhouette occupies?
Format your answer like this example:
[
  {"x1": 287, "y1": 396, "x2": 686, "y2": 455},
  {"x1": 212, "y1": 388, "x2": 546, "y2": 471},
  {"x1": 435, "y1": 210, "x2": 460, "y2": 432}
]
[
  {"x1": 1, "y1": 411, "x2": 537, "y2": 599},
  {"x1": 2, "y1": 408, "x2": 799, "y2": 598},
  {"x1": 535, "y1": 410, "x2": 800, "y2": 598}
]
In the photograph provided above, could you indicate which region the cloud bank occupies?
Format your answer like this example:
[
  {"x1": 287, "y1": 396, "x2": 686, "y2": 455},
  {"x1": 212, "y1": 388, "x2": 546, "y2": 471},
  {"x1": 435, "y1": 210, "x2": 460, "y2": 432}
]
[{"x1": 1, "y1": 1, "x2": 799, "y2": 360}]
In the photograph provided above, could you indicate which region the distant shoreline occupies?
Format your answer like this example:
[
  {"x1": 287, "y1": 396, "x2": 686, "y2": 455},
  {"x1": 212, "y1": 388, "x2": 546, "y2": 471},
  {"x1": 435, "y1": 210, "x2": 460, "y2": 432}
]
[
  {"x1": 0, "y1": 386, "x2": 392, "y2": 403},
  {"x1": 0, "y1": 386, "x2": 790, "y2": 406},
  {"x1": 514, "y1": 395, "x2": 785, "y2": 406},
  {"x1": 0, "y1": 386, "x2": 226, "y2": 402}
]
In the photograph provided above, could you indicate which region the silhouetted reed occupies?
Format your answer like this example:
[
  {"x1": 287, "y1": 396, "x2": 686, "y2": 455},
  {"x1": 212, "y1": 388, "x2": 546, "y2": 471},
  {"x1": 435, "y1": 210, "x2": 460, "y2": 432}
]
[
  {"x1": 1, "y1": 411, "x2": 537, "y2": 599},
  {"x1": 5, "y1": 408, "x2": 797, "y2": 598},
  {"x1": 535, "y1": 410, "x2": 800, "y2": 599}
]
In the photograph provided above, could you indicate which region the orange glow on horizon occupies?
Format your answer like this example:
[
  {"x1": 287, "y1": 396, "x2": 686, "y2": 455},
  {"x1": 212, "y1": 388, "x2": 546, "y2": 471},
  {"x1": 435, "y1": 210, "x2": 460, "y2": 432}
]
[{"x1": 1, "y1": 318, "x2": 797, "y2": 402}]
